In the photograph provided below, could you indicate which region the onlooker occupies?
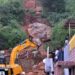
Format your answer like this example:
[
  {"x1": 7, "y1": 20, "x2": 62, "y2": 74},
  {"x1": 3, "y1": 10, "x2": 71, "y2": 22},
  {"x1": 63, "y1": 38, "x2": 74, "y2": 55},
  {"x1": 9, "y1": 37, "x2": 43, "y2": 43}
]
[
  {"x1": 58, "y1": 48, "x2": 64, "y2": 61},
  {"x1": 43, "y1": 53, "x2": 54, "y2": 75},
  {"x1": 54, "y1": 49, "x2": 59, "y2": 62},
  {"x1": 32, "y1": 52, "x2": 54, "y2": 75}
]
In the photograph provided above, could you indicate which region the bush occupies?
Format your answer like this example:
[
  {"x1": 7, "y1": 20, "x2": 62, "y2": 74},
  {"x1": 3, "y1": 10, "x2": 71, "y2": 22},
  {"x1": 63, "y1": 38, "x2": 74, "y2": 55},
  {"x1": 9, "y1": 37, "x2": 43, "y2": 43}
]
[
  {"x1": 0, "y1": 26, "x2": 27, "y2": 50},
  {"x1": 0, "y1": 0, "x2": 26, "y2": 50},
  {"x1": 45, "y1": 20, "x2": 69, "y2": 50}
]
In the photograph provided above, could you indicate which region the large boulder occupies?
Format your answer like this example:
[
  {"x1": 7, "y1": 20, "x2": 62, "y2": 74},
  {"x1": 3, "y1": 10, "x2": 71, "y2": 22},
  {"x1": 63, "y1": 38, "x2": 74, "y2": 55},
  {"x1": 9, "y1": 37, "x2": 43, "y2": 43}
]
[{"x1": 27, "y1": 22, "x2": 52, "y2": 45}]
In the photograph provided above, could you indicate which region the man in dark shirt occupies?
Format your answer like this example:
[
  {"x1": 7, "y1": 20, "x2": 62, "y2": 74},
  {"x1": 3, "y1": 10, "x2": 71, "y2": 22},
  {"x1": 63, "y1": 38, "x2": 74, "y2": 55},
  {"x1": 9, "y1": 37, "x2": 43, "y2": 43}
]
[{"x1": 58, "y1": 48, "x2": 64, "y2": 61}]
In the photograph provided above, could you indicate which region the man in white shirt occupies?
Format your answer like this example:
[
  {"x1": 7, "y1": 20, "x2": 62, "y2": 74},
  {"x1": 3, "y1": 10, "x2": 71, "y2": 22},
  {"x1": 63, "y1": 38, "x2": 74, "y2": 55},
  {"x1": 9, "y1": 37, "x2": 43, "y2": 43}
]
[
  {"x1": 54, "y1": 49, "x2": 59, "y2": 62},
  {"x1": 32, "y1": 53, "x2": 54, "y2": 75},
  {"x1": 43, "y1": 53, "x2": 54, "y2": 75}
]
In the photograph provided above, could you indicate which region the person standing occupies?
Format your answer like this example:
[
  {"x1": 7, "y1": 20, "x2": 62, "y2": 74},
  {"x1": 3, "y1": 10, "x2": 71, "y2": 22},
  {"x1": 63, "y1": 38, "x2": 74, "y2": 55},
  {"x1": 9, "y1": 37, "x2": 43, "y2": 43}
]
[
  {"x1": 64, "y1": 39, "x2": 69, "y2": 75},
  {"x1": 58, "y1": 48, "x2": 64, "y2": 61},
  {"x1": 32, "y1": 52, "x2": 54, "y2": 75},
  {"x1": 43, "y1": 53, "x2": 54, "y2": 75},
  {"x1": 54, "y1": 48, "x2": 59, "y2": 62}
]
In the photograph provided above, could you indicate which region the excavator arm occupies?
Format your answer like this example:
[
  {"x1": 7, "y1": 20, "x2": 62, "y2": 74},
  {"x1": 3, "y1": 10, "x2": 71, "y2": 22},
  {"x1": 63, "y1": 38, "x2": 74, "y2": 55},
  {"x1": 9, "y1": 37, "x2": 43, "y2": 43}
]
[
  {"x1": 10, "y1": 39, "x2": 37, "y2": 65},
  {"x1": 2, "y1": 39, "x2": 37, "y2": 75}
]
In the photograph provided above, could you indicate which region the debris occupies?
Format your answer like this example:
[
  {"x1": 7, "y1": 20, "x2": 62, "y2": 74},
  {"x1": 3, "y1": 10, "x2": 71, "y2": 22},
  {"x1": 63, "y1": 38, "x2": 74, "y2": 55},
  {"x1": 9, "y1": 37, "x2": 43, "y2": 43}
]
[{"x1": 27, "y1": 22, "x2": 52, "y2": 44}]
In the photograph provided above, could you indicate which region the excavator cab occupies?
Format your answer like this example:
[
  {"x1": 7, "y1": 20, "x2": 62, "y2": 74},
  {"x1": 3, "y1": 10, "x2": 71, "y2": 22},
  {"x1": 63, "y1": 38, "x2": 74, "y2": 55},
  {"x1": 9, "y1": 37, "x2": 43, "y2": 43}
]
[
  {"x1": 0, "y1": 56, "x2": 5, "y2": 64},
  {"x1": 0, "y1": 52, "x2": 9, "y2": 75},
  {"x1": 0, "y1": 51, "x2": 16, "y2": 75},
  {"x1": 0, "y1": 67, "x2": 13, "y2": 75},
  {"x1": 0, "y1": 51, "x2": 6, "y2": 64},
  {"x1": 0, "y1": 53, "x2": 23, "y2": 75},
  {"x1": 0, "y1": 55, "x2": 6, "y2": 75}
]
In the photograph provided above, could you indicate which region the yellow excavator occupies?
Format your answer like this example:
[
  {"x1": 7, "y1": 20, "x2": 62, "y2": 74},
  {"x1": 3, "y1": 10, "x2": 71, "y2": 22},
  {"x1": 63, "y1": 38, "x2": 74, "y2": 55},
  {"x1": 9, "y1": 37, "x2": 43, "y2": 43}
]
[{"x1": 0, "y1": 39, "x2": 37, "y2": 75}]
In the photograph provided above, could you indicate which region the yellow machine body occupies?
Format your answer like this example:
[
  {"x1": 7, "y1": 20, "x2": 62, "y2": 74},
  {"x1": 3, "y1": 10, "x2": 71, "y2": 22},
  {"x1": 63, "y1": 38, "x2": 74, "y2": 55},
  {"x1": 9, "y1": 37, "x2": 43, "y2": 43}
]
[{"x1": 0, "y1": 39, "x2": 37, "y2": 75}]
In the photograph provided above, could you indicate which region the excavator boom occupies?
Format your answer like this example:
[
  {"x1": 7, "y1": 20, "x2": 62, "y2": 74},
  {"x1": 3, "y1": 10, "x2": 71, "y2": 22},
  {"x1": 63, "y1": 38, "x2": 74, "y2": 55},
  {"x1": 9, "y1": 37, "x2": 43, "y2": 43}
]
[
  {"x1": 10, "y1": 39, "x2": 37, "y2": 65},
  {"x1": 0, "y1": 39, "x2": 37, "y2": 75}
]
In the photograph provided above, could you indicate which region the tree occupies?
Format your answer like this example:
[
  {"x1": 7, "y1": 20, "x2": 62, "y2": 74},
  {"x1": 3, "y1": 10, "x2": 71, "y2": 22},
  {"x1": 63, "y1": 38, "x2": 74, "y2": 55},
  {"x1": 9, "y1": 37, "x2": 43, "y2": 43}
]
[
  {"x1": 0, "y1": 0, "x2": 25, "y2": 26},
  {"x1": 0, "y1": 26, "x2": 27, "y2": 50},
  {"x1": 48, "y1": 20, "x2": 68, "y2": 50},
  {"x1": 40, "y1": 0, "x2": 65, "y2": 13},
  {"x1": 0, "y1": 0, "x2": 27, "y2": 50}
]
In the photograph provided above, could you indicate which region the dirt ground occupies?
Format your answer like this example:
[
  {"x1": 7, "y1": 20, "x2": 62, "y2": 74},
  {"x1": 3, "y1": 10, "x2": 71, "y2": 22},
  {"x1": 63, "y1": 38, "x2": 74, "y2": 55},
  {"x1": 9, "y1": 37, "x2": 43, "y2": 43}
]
[{"x1": 18, "y1": 45, "x2": 47, "y2": 75}]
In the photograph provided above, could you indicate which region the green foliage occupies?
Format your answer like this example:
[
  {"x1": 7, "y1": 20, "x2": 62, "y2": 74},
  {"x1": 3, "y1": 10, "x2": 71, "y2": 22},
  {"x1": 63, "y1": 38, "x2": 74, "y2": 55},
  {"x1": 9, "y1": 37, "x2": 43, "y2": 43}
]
[
  {"x1": 0, "y1": 0, "x2": 75, "y2": 51},
  {"x1": 0, "y1": 0, "x2": 25, "y2": 26},
  {"x1": 47, "y1": 12, "x2": 69, "y2": 24},
  {"x1": 48, "y1": 20, "x2": 75, "y2": 51},
  {"x1": 0, "y1": 26, "x2": 27, "y2": 49},
  {"x1": 41, "y1": 0, "x2": 75, "y2": 24},
  {"x1": 40, "y1": 0, "x2": 65, "y2": 13},
  {"x1": 0, "y1": 0, "x2": 26, "y2": 50},
  {"x1": 43, "y1": 0, "x2": 75, "y2": 51},
  {"x1": 65, "y1": 0, "x2": 75, "y2": 12},
  {"x1": 45, "y1": 20, "x2": 68, "y2": 50},
  {"x1": 0, "y1": 0, "x2": 9, "y2": 5}
]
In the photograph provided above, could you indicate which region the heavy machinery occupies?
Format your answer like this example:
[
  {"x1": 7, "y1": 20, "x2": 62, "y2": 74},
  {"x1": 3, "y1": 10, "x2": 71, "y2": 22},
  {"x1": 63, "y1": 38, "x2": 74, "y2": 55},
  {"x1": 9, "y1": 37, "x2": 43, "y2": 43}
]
[
  {"x1": 0, "y1": 39, "x2": 37, "y2": 75},
  {"x1": 0, "y1": 21, "x2": 51, "y2": 75}
]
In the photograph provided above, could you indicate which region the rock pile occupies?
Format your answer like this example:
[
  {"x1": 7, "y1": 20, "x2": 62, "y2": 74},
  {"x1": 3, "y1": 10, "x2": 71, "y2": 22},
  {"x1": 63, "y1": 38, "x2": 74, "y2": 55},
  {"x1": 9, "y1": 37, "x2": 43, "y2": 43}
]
[{"x1": 27, "y1": 22, "x2": 52, "y2": 46}]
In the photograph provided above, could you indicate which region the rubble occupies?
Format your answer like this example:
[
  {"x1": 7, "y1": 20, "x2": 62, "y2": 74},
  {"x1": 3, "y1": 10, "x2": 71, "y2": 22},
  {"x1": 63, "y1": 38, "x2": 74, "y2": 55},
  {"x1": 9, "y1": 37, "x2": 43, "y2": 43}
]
[{"x1": 27, "y1": 22, "x2": 52, "y2": 45}]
